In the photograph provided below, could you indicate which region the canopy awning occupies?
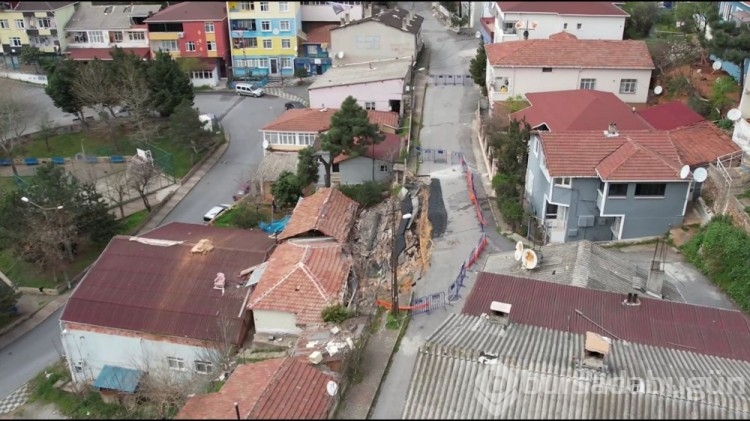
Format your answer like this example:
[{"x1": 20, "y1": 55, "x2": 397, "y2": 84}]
[{"x1": 93, "y1": 365, "x2": 144, "y2": 393}]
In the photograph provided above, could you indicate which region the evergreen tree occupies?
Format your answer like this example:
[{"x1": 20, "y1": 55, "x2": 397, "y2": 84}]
[
  {"x1": 297, "y1": 146, "x2": 320, "y2": 186},
  {"x1": 45, "y1": 60, "x2": 87, "y2": 123},
  {"x1": 147, "y1": 51, "x2": 195, "y2": 117},
  {"x1": 469, "y1": 39, "x2": 487, "y2": 96}
]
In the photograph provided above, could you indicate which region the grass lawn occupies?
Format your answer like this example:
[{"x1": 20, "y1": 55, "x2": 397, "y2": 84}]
[
  {"x1": 212, "y1": 202, "x2": 275, "y2": 229},
  {"x1": 0, "y1": 176, "x2": 32, "y2": 193},
  {"x1": 118, "y1": 209, "x2": 149, "y2": 235}
]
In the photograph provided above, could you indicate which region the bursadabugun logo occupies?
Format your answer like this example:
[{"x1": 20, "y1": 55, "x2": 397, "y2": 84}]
[{"x1": 473, "y1": 362, "x2": 519, "y2": 417}]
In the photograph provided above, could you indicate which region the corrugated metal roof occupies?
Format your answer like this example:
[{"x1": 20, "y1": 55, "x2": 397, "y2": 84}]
[
  {"x1": 402, "y1": 313, "x2": 750, "y2": 419},
  {"x1": 463, "y1": 273, "x2": 750, "y2": 361},
  {"x1": 308, "y1": 59, "x2": 412, "y2": 90},
  {"x1": 93, "y1": 365, "x2": 144, "y2": 393}
]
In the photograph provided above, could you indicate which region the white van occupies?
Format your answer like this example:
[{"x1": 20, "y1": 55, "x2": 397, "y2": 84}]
[{"x1": 235, "y1": 83, "x2": 264, "y2": 97}]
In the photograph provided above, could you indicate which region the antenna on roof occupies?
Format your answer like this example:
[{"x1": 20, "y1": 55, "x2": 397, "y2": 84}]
[
  {"x1": 712, "y1": 60, "x2": 723, "y2": 73},
  {"x1": 679, "y1": 164, "x2": 690, "y2": 180},
  {"x1": 514, "y1": 241, "x2": 524, "y2": 261}
]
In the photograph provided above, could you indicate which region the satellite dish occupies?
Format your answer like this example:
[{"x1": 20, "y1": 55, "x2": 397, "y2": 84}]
[
  {"x1": 654, "y1": 85, "x2": 663, "y2": 95},
  {"x1": 693, "y1": 167, "x2": 708, "y2": 183},
  {"x1": 728, "y1": 108, "x2": 742, "y2": 122},
  {"x1": 475, "y1": 31, "x2": 481, "y2": 39},
  {"x1": 337, "y1": 51, "x2": 344, "y2": 59},
  {"x1": 712, "y1": 60, "x2": 723, "y2": 71},
  {"x1": 514, "y1": 241, "x2": 524, "y2": 261},
  {"x1": 262, "y1": 139, "x2": 270, "y2": 150},
  {"x1": 522, "y1": 249, "x2": 538, "y2": 270},
  {"x1": 326, "y1": 381, "x2": 338, "y2": 396},
  {"x1": 679, "y1": 164, "x2": 690, "y2": 180}
]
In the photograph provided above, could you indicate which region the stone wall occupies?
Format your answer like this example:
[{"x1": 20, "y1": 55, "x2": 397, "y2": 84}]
[{"x1": 702, "y1": 163, "x2": 750, "y2": 233}]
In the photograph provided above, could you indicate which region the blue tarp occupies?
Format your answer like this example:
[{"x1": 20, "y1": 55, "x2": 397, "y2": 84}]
[
  {"x1": 93, "y1": 365, "x2": 144, "y2": 393},
  {"x1": 259, "y1": 215, "x2": 291, "y2": 234}
]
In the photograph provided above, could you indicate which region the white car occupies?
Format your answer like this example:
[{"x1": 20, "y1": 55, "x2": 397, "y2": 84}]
[
  {"x1": 203, "y1": 204, "x2": 232, "y2": 223},
  {"x1": 235, "y1": 83, "x2": 264, "y2": 97}
]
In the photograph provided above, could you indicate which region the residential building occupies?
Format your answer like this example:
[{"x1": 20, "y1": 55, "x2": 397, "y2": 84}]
[
  {"x1": 145, "y1": 2, "x2": 231, "y2": 87},
  {"x1": 719, "y1": 1, "x2": 750, "y2": 23},
  {"x1": 401, "y1": 273, "x2": 750, "y2": 419},
  {"x1": 308, "y1": 58, "x2": 412, "y2": 115},
  {"x1": 247, "y1": 239, "x2": 354, "y2": 335},
  {"x1": 64, "y1": 3, "x2": 159, "y2": 60},
  {"x1": 525, "y1": 124, "x2": 739, "y2": 243},
  {"x1": 176, "y1": 358, "x2": 338, "y2": 419},
  {"x1": 253, "y1": 151, "x2": 298, "y2": 203},
  {"x1": 259, "y1": 107, "x2": 398, "y2": 154},
  {"x1": 330, "y1": 132, "x2": 403, "y2": 185},
  {"x1": 226, "y1": 0, "x2": 300, "y2": 80},
  {"x1": 300, "y1": 1, "x2": 363, "y2": 22},
  {"x1": 485, "y1": 37, "x2": 654, "y2": 106},
  {"x1": 488, "y1": 1, "x2": 628, "y2": 44},
  {"x1": 59, "y1": 223, "x2": 276, "y2": 387},
  {"x1": 296, "y1": 21, "x2": 336, "y2": 76},
  {"x1": 0, "y1": 1, "x2": 78, "y2": 66},
  {"x1": 329, "y1": 7, "x2": 423, "y2": 66},
  {"x1": 636, "y1": 100, "x2": 706, "y2": 130},
  {"x1": 278, "y1": 187, "x2": 359, "y2": 244}
]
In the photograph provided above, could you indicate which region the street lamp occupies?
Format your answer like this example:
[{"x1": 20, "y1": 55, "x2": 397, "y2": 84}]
[
  {"x1": 391, "y1": 205, "x2": 413, "y2": 317},
  {"x1": 21, "y1": 197, "x2": 64, "y2": 211}
]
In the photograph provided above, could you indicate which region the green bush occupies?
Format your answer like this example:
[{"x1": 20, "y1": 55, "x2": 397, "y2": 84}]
[
  {"x1": 338, "y1": 181, "x2": 388, "y2": 208},
  {"x1": 687, "y1": 95, "x2": 713, "y2": 118},
  {"x1": 322, "y1": 304, "x2": 352, "y2": 324},
  {"x1": 294, "y1": 68, "x2": 309, "y2": 78},
  {"x1": 498, "y1": 198, "x2": 524, "y2": 231},
  {"x1": 231, "y1": 203, "x2": 267, "y2": 229}
]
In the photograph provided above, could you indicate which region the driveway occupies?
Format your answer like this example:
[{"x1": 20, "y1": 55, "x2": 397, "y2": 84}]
[{"x1": 0, "y1": 79, "x2": 74, "y2": 134}]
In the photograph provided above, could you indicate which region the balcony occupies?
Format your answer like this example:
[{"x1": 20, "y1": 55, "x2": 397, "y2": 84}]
[
  {"x1": 301, "y1": 52, "x2": 329, "y2": 59},
  {"x1": 149, "y1": 32, "x2": 179, "y2": 41}
]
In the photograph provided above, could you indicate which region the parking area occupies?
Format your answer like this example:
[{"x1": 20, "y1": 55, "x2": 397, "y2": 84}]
[{"x1": 0, "y1": 79, "x2": 77, "y2": 133}]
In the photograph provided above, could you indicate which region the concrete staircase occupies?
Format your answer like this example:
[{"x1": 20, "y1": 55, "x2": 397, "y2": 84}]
[{"x1": 264, "y1": 87, "x2": 309, "y2": 107}]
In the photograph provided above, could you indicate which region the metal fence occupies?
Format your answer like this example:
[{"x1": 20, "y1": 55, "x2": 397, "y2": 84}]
[
  {"x1": 428, "y1": 74, "x2": 472, "y2": 86},
  {"x1": 410, "y1": 291, "x2": 446, "y2": 316}
]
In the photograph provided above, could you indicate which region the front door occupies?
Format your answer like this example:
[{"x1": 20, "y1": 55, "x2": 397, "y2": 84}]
[{"x1": 270, "y1": 58, "x2": 278, "y2": 75}]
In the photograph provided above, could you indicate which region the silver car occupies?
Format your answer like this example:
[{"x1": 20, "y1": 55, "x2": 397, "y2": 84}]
[{"x1": 203, "y1": 204, "x2": 232, "y2": 223}]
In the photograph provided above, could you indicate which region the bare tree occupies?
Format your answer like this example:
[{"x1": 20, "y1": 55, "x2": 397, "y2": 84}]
[
  {"x1": 127, "y1": 156, "x2": 160, "y2": 212},
  {"x1": 119, "y1": 59, "x2": 157, "y2": 143},
  {"x1": 37, "y1": 112, "x2": 56, "y2": 152},
  {"x1": 647, "y1": 37, "x2": 702, "y2": 81},
  {"x1": 0, "y1": 90, "x2": 28, "y2": 176},
  {"x1": 103, "y1": 170, "x2": 131, "y2": 218},
  {"x1": 71, "y1": 59, "x2": 119, "y2": 118}
]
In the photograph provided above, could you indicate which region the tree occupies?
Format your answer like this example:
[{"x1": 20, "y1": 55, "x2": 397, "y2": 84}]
[
  {"x1": 271, "y1": 171, "x2": 302, "y2": 208},
  {"x1": 37, "y1": 112, "x2": 56, "y2": 152},
  {"x1": 169, "y1": 99, "x2": 211, "y2": 155},
  {"x1": 177, "y1": 57, "x2": 202, "y2": 74},
  {"x1": 45, "y1": 60, "x2": 88, "y2": 125},
  {"x1": 469, "y1": 39, "x2": 487, "y2": 96},
  {"x1": 103, "y1": 169, "x2": 131, "y2": 219},
  {"x1": 623, "y1": 2, "x2": 659, "y2": 39},
  {"x1": 0, "y1": 90, "x2": 27, "y2": 176},
  {"x1": 297, "y1": 146, "x2": 319, "y2": 187},
  {"x1": 708, "y1": 18, "x2": 750, "y2": 87},
  {"x1": 647, "y1": 37, "x2": 701, "y2": 80},
  {"x1": 19, "y1": 45, "x2": 42, "y2": 73},
  {"x1": 118, "y1": 57, "x2": 156, "y2": 143},
  {"x1": 72, "y1": 59, "x2": 119, "y2": 118},
  {"x1": 318, "y1": 96, "x2": 384, "y2": 187},
  {"x1": 75, "y1": 182, "x2": 120, "y2": 245},
  {"x1": 127, "y1": 157, "x2": 160, "y2": 212},
  {"x1": 147, "y1": 51, "x2": 195, "y2": 117},
  {"x1": 490, "y1": 118, "x2": 531, "y2": 231},
  {"x1": 674, "y1": 1, "x2": 716, "y2": 37}
]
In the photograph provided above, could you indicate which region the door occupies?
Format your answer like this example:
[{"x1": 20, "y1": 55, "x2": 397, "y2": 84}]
[{"x1": 270, "y1": 58, "x2": 278, "y2": 75}]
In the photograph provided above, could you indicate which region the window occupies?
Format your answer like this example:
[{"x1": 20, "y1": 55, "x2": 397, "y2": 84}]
[
  {"x1": 542, "y1": 67, "x2": 552, "y2": 72},
  {"x1": 261, "y1": 20, "x2": 271, "y2": 31},
  {"x1": 563, "y1": 23, "x2": 568, "y2": 29},
  {"x1": 545, "y1": 202, "x2": 558, "y2": 219},
  {"x1": 279, "y1": 1, "x2": 289, "y2": 12},
  {"x1": 207, "y1": 41, "x2": 216, "y2": 51},
  {"x1": 37, "y1": 18, "x2": 51, "y2": 28},
  {"x1": 306, "y1": 45, "x2": 318, "y2": 55},
  {"x1": 9, "y1": 37, "x2": 21, "y2": 47},
  {"x1": 15, "y1": 19, "x2": 24, "y2": 29},
  {"x1": 259, "y1": 58, "x2": 269, "y2": 68},
  {"x1": 128, "y1": 31, "x2": 145, "y2": 41},
  {"x1": 554, "y1": 177, "x2": 571, "y2": 187},
  {"x1": 233, "y1": 19, "x2": 257, "y2": 31},
  {"x1": 0, "y1": 20, "x2": 8, "y2": 29},
  {"x1": 192, "y1": 70, "x2": 214, "y2": 79},
  {"x1": 278, "y1": 132, "x2": 295, "y2": 144},
  {"x1": 620, "y1": 79, "x2": 637, "y2": 94},
  {"x1": 265, "y1": 132, "x2": 279, "y2": 144},
  {"x1": 280, "y1": 20, "x2": 291, "y2": 31},
  {"x1": 235, "y1": 37, "x2": 258, "y2": 48},
  {"x1": 194, "y1": 361, "x2": 213, "y2": 374},
  {"x1": 608, "y1": 183, "x2": 628, "y2": 198},
  {"x1": 635, "y1": 183, "x2": 666, "y2": 197},
  {"x1": 186, "y1": 41, "x2": 196, "y2": 51},
  {"x1": 580, "y1": 78, "x2": 596, "y2": 90},
  {"x1": 525, "y1": 168, "x2": 534, "y2": 195},
  {"x1": 281, "y1": 38, "x2": 291, "y2": 49},
  {"x1": 239, "y1": 2, "x2": 254, "y2": 11},
  {"x1": 89, "y1": 31, "x2": 104, "y2": 43},
  {"x1": 260, "y1": 1, "x2": 270, "y2": 11},
  {"x1": 159, "y1": 40, "x2": 178, "y2": 51},
  {"x1": 167, "y1": 357, "x2": 185, "y2": 371},
  {"x1": 205, "y1": 22, "x2": 214, "y2": 33},
  {"x1": 364, "y1": 101, "x2": 376, "y2": 110},
  {"x1": 280, "y1": 57, "x2": 292, "y2": 68},
  {"x1": 112, "y1": 32, "x2": 123, "y2": 42},
  {"x1": 380, "y1": 164, "x2": 389, "y2": 172},
  {"x1": 30, "y1": 36, "x2": 50, "y2": 46},
  {"x1": 576, "y1": 23, "x2": 582, "y2": 29},
  {"x1": 299, "y1": 133, "x2": 316, "y2": 145},
  {"x1": 263, "y1": 39, "x2": 272, "y2": 49}
]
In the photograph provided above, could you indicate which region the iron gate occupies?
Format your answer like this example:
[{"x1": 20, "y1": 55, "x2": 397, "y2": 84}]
[
  {"x1": 428, "y1": 74, "x2": 472, "y2": 86},
  {"x1": 411, "y1": 292, "x2": 446, "y2": 316},
  {"x1": 451, "y1": 151, "x2": 464, "y2": 165}
]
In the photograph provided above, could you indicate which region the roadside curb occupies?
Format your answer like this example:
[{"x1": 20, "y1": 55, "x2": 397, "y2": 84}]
[{"x1": 0, "y1": 292, "x2": 70, "y2": 352}]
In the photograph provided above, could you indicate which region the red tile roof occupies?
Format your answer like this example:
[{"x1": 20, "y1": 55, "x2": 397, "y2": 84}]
[
  {"x1": 496, "y1": 1, "x2": 629, "y2": 16},
  {"x1": 636, "y1": 100, "x2": 706, "y2": 130},
  {"x1": 669, "y1": 121, "x2": 741, "y2": 167},
  {"x1": 61, "y1": 227, "x2": 276, "y2": 343},
  {"x1": 176, "y1": 358, "x2": 337, "y2": 420},
  {"x1": 302, "y1": 22, "x2": 338, "y2": 44},
  {"x1": 333, "y1": 133, "x2": 403, "y2": 164},
  {"x1": 510, "y1": 90, "x2": 654, "y2": 131},
  {"x1": 247, "y1": 240, "x2": 352, "y2": 326},
  {"x1": 538, "y1": 130, "x2": 685, "y2": 180},
  {"x1": 145, "y1": 1, "x2": 227, "y2": 22},
  {"x1": 485, "y1": 39, "x2": 653, "y2": 69},
  {"x1": 548, "y1": 31, "x2": 578, "y2": 40},
  {"x1": 67, "y1": 47, "x2": 150, "y2": 61},
  {"x1": 261, "y1": 108, "x2": 399, "y2": 133},
  {"x1": 463, "y1": 272, "x2": 750, "y2": 362},
  {"x1": 278, "y1": 187, "x2": 359, "y2": 243}
]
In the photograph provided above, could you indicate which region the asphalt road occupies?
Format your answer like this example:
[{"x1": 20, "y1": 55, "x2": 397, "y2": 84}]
[
  {"x1": 163, "y1": 93, "x2": 288, "y2": 224},
  {"x1": 0, "y1": 78, "x2": 76, "y2": 134},
  {"x1": 0, "y1": 307, "x2": 63, "y2": 401}
]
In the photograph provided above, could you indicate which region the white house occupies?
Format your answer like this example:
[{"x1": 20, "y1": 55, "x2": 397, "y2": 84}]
[
  {"x1": 489, "y1": 1, "x2": 628, "y2": 43},
  {"x1": 485, "y1": 36, "x2": 654, "y2": 106},
  {"x1": 300, "y1": 1, "x2": 364, "y2": 22},
  {"x1": 59, "y1": 223, "x2": 276, "y2": 388}
]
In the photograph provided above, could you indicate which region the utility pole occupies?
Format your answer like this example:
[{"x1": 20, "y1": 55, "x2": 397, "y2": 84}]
[{"x1": 390, "y1": 196, "x2": 399, "y2": 317}]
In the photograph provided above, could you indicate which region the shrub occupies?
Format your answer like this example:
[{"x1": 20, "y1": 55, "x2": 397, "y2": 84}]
[
  {"x1": 498, "y1": 198, "x2": 524, "y2": 231},
  {"x1": 231, "y1": 203, "x2": 267, "y2": 229},
  {"x1": 687, "y1": 95, "x2": 713, "y2": 118},
  {"x1": 294, "y1": 68, "x2": 309, "y2": 78},
  {"x1": 322, "y1": 304, "x2": 352, "y2": 323},
  {"x1": 338, "y1": 181, "x2": 388, "y2": 208}
]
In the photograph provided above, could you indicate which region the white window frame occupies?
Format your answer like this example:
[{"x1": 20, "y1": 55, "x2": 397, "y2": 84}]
[
  {"x1": 0, "y1": 20, "x2": 9, "y2": 29},
  {"x1": 204, "y1": 22, "x2": 214, "y2": 33},
  {"x1": 299, "y1": 133, "x2": 316, "y2": 145},
  {"x1": 15, "y1": 19, "x2": 24, "y2": 29},
  {"x1": 579, "y1": 78, "x2": 596, "y2": 90},
  {"x1": 281, "y1": 39, "x2": 291, "y2": 49},
  {"x1": 112, "y1": 31, "x2": 123, "y2": 43},
  {"x1": 620, "y1": 79, "x2": 637, "y2": 94},
  {"x1": 89, "y1": 30, "x2": 104, "y2": 43},
  {"x1": 207, "y1": 40, "x2": 216, "y2": 51},
  {"x1": 545, "y1": 201, "x2": 558, "y2": 219},
  {"x1": 167, "y1": 357, "x2": 186, "y2": 371},
  {"x1": 280, "y1": 57, "x2": 292, "y2": 68},
  {"x1": 280, "y1": 20, "x2": 291, "y2": 31},
  {"x1": 194, "y1": 360, "x2": 213, "y2": 374},
  {"x1": 128, "y1": 31, "x2": 145, "y2": 41},
  {"x1": 261, "y1": 20, "x2": 271, "y2": 31},
  {"x1": 364, "y1": 101, "x2": 376, "y2": 110},
  {"x1": 259, "y1": 58, "x2": 269, "y2": 68},
  {"x1": 9, "y1": 37, "x2": 21, "y2": 47},
  {"x1": 239, "y1": 2, "x2": 254, "y2": 11},
  {"x1": 532, "y1": 137, "x2": 539, "y2": 157},
  {"x1": 265, "y1": 132, "x2": 280, "y2": 144},
  {"x1": 160, "y1": 40, "x2": 178, "y2": 51},
  {"x1": 260, "y1": 1, "x2": 270, "y2": 12},
  {"x1": 37, "y1": 18, "x2": 51, "y2": 29},
  {"x1": 186, "y1": 41, "x2": 196, "y2": 52},
  {"x1": 554, "y1": 177, "x2": 572, "y2": 188},
  {"x1": 263, "y1": 39, "x2": 272, "y2": 49},
  {"x1": 279, "y1": 1, "x2": 290, "y2": 12},
  {"x1": 192, "y1": 70, "x2": 214, "y2": 79}
]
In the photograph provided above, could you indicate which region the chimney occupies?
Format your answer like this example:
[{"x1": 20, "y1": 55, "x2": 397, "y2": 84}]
[
  {"x1": 345, "y1": 10, "x2": 351, "y2": 23},
  {"x1": 402, "y1": 16, "x2": 409, "y2": 31},
  {"x1": 365, "y1": 2, "x2": 373, "y2": 18},
  {"x1": 488, "y1": 301, "x2": 511, "y2": 326},
  {"x1": 646, "y1": 239, "x2": 667, "y2": 299},
  {"x1": 604, "y1": 122, "x2": 618, "y2": 137},
  {"x1": 582, "y1": 331, "x2": 610, "y2": 370}
]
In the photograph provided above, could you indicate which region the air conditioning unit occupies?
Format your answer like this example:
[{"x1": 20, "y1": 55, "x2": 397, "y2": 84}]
[{"x1": 178, "y1": 32, "x2": 185, "y2": 38}]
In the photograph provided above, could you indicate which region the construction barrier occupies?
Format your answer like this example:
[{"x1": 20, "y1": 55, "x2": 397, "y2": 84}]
[
  {"x1": 467, "y1": 232, "x2": 488, "y2": 269},
  {"x1": 461, "y1": 157, "x2": 487, "y2": 227}
]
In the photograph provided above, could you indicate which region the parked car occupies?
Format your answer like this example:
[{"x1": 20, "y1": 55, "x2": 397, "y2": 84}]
[
  {"x1": 203, "y1": 204, "x2": 232, "y2": 223},
  {"x1": 285, "y1": 101, "x2": 306, "y2": 110},
  {"x1": 235, "y1": 83, "x2": 264, "y2": 97},
  {"x1": 233, "y1": 183, "x2": 250, "y2": 201}
]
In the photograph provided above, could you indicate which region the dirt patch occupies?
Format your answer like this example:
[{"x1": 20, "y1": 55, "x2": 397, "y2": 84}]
[{"x1": 656, "y1": 61, "x2": 741, "y2": 107}]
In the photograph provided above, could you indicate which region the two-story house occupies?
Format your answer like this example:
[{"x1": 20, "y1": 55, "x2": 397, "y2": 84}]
[
  {"x1": 296, "y1": 21, "x2": 336, "y2": 76},
  {"x1": 300, "y1": 1, "x2": 363, "y2": 22},
  {"x1": 0, "y1": 1, "x2": 78, "y2": 68},
  {"x1": 329, "y1": 7, "x2": 423, "y2": 66},
  {"x1": 145, "y1": 2, "x2": 231, "y2": 87},
  {"x1": 485, "y1": 36, "x2": 654, "y2": 106},
  {"x1": 488, "y1": 1, "x2": 628, "y2": 44},
  {"x1": 64, "y1": 3, "x2": 159, "y2": 61},
  {"x1": 226, "y1": 1, "x2": 300, "y2": 80}
]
